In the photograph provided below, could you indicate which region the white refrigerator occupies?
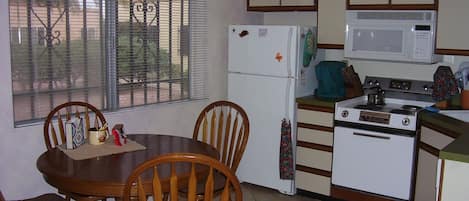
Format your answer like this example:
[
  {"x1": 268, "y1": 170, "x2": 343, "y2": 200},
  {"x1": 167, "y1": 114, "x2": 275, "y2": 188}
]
[{"x1": 227, "y1": 25, "x2": 324, "y2": 194}]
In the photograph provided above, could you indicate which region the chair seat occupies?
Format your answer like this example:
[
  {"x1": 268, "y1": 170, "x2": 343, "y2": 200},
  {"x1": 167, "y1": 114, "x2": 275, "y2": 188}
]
[{"x1": 22, "y1": 193, "x2": 65, "y2": 201}]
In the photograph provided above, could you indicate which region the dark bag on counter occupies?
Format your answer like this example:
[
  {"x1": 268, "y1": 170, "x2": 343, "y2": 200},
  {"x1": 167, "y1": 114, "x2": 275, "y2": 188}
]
[
  {"x1": 342, "y1": 65, "x2": 364, "y2": 99},
  {"x1": 314, "y1": 61, "x2": 346, "y2": 100},
  {"x1": 432, "y1": 65, "x2": 459, "y2": 102}
]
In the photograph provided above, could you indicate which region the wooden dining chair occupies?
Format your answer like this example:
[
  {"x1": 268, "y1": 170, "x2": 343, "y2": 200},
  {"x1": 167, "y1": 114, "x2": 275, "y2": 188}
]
[
  {"x1": 121, "y1": 153, "x2": 243, "y2": 201},
  {"x1": 188, "y1": 101, "x2": 249, "y2": 200},
  {"x1": 193, "y1": 100, "x2": 250, "y2": 172},
  {"x1": 0, "y1": 190, "x2": 65, "y2": 201},
  {"x1": 43, "y1": 101, "x2": 107, "y2": 150},
  {"x1": 43, "y1": 101, "x2": 107, "y2": 201}
]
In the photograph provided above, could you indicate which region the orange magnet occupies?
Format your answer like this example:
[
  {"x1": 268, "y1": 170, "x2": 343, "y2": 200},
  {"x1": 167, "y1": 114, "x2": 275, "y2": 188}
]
[{"x1": 275, "y1": 52, "x2": 283, "y2": 62}]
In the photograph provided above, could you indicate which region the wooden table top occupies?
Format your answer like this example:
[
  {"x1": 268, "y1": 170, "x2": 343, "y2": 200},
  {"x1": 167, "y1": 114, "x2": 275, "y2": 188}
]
[{"x1": 36, "y1": 134, "x2": 219, "y2": 197}]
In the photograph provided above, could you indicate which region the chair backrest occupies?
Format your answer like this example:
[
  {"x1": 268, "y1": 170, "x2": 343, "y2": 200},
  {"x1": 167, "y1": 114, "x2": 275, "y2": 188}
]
[
  {"x1": 122, "y1": 153, "x2": 243, "y2": 201},
  {"x1": 0, "y1": 190, "x2": 5, "y2": 201},
  {"x1": 193, "y1": 101, "x2": 249, "y2": 172},
  {"x1": 43, "y1": 101, "x2": 107, "y2": 150}
]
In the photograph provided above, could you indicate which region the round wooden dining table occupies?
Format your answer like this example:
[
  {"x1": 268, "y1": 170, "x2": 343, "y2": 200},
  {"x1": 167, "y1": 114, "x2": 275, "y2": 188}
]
[{"x1": 36, "y1": 134, "x2": 219, "y2": 198}]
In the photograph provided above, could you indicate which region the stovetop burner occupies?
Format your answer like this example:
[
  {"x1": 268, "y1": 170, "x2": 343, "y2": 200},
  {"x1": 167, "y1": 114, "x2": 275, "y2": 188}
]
[
  {"x1": 335, "y1": 76, "x2": 435, "y2": 131},
  {"x1": 401, "y1": 105, "x2": 422, "y2": 111},
  {"x1": 389, "y1": 109, "x2": 414, "y2": 115}
]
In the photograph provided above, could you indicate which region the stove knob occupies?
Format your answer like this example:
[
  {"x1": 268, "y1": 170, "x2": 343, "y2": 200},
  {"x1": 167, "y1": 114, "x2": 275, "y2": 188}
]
[
  {"x1": 423, "y1": 85, "x2": 429, "y2": 91},
  {"x1": 341, "y1": 110, "x2": 349, "y2": 118},
  {"x1": 368, "y1": 80, "x2": 374, "y2": 86},
  {"x1": 402, "y1": 118, "x2": 410, "y2": 126},
  {"x1": 374, "y1": 80, "x2": 380, "y2": 86}
]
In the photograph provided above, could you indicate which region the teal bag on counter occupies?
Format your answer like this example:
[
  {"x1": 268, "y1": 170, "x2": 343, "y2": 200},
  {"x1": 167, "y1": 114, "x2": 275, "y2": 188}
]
[{"x1": 314, "y1": 61, "x2": 346, "y2": 100}]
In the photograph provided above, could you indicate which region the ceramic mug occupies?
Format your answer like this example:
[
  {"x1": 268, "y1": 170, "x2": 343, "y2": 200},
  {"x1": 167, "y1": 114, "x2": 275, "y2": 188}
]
[{"x1": 89, "y1": 128, "x2": 108, "y2": 145}]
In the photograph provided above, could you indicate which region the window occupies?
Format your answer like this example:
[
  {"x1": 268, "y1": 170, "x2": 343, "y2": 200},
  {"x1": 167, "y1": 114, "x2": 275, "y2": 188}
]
[{"x1": 8, "y1": 0, "x2": 207, "y2": 125}]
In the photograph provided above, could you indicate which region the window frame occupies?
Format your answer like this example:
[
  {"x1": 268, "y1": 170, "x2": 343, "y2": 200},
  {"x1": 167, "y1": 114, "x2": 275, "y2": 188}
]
[{"x1": 8, "y1": 0, "x2": 206, "y2": 126}]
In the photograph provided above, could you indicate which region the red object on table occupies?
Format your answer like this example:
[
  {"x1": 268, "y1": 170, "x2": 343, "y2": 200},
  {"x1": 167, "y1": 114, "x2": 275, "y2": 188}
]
[{"x1": 112, "y1": 129, "x2": 122, "y2": 146}]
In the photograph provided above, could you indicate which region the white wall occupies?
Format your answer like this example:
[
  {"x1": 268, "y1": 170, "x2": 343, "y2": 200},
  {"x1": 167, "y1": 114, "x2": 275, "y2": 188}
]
[{"x1": 0, "y1": 0, "x2": 261, "y2": 199}]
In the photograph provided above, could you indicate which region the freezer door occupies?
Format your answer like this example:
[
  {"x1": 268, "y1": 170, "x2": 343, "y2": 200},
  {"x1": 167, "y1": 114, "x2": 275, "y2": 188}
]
[
  {"x1": 228, "y1": 72, "x2": 296, "y2": 194},
  {"x1": 228, "y1": 25, "x2": 297, "y2": 78}
]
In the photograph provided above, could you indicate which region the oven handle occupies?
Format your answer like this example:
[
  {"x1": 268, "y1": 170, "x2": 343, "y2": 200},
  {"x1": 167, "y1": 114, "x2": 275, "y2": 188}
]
[{"x1": 353, "y1": 132, "x2": 391, "y2": 140}]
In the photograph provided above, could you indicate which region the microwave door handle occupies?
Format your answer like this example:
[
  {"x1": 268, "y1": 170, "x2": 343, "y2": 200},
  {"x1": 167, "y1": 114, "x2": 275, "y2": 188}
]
[{"x1": 353, "y1": 132, "x2": 390, "y2": 140}]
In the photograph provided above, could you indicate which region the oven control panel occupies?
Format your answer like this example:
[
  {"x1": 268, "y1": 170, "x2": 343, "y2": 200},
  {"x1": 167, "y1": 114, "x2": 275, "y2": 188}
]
[
  {"x1": 359, "y1": 111, "x2": 390, "y2": 124},
  {"x1": 390, "y1": 79, "x2": 412, "y2": 90},
  {"x1": 363, "y1": 76, "x2": 433, "y2": 96}
]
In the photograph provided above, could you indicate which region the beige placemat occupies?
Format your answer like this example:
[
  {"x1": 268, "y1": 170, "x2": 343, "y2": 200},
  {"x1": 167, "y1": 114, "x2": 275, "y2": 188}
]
[{"x1": 58, "y1": 139, "x2": 146, "y2": 160}]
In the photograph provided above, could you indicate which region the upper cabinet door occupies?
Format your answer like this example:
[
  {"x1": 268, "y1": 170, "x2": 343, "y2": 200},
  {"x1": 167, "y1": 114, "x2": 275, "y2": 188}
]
[
  {"x1": 249, "y1": 0, "x2": 280, "y2": 7},
  {"x1": 436, "y1": 0, "x2": 469, "y2": 55},
  {"x1": 282, "y1": 0, "x2": 316, "y2": 6},
  {"x1": 248, "y1": 0, "x2": 317, "y2": 11},
  {"x1": 391, "y1": 0, "x2": 434, "y2": 4},
  {"x1": 317, "y1": 0, "x2": 345, "y2": 49},
  {"x1": 347, "y1": 0, "x2": 436, "y2": 9},
  {"x1": 348, "y1": 0, "x2": 388, "y2": 5}
]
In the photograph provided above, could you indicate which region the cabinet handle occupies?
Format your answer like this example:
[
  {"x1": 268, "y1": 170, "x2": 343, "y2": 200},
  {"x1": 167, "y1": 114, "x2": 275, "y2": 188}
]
[{"x1": 353, "y1": 132, "x2": 390, "y2": 140}]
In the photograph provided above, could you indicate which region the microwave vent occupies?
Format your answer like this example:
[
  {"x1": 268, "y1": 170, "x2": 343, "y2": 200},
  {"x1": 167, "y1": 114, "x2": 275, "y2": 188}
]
[{"x1": 356, "y1": 12, "x2": 432, "y2": 21}]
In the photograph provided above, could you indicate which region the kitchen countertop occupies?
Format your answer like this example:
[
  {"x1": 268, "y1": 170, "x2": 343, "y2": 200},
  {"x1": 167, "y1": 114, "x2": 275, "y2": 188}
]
[
  {"x1": 297, "y1": 94, "x2": 469, "y2": 163},
  {"x1": 296, "y1": 95, "x2": 337, "y2": 109},
  {"x1": 420, "y1": 108, "x2": 469, "y2": 163}
]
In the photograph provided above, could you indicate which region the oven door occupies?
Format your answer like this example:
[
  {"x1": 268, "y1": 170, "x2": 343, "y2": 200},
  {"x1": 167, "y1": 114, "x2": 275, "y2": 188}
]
[{"x1": 332, "y1": 126, "x2": 416, "y2": 200}]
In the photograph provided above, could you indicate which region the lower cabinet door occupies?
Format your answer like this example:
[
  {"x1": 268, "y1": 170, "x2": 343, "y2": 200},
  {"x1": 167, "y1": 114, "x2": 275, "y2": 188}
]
[
  {"x1": 296, "y1": 170, "x2": 331, "y2": 196},
  {"x1": 296, "y1": 147, "x2": 332, "y2": 171},
  {"x1": 414, "y1": 148, "x2": 439, "y2": 201}
]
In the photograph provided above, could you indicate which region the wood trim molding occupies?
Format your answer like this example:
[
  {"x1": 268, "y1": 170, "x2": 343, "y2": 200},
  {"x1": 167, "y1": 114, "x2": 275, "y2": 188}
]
[
  {"x1": 347, "y1": 4, "x2": 390, "y2": 10},
  {"x1": 297, "y1": 104, "x2": 334, "y2": 113},
  {"x1": 297, "y1": 122, "x2": 334, "y2": 132},
  {"x1": 346, "y1": 0, "x2": 436, "y2": 10},
  {"x1": 419, "y1": 142, "x2": 440, "y2": 157},
  {"x1": 435, "y1": 49, "x2": 469, "y2": 56},
  {"x1": 390, "y1": 4, "x2": 436, "y2": 10},
  {"x1": 317, "y1": 43, "x2": 344, "y2": 49},
  {"x1": 437, "y1": 159, "x2": 445, "y2": 201},
  {"x1": 421, "y1": 122, "x2": 460, "y2": 139},
  {"x1": 296, "y1": 164, "x2": 332, "y2": 177},
  {"x1": 297, "y1": 141, "x2": 333, "y2": 152},
  {"x1": 247, "y1": 6, "x2": 316, "y2": 12},
  {"x1": 247, "y1": 0, "x2": 318, "y2": 12},
  {"x1": 331, "y1": 185, "x2": 397, "y2": 201}
]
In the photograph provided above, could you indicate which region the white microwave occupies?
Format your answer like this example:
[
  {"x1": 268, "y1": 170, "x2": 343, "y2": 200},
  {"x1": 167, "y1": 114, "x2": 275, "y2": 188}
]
[{"x1": 344, "y1": 10, "x2": 442, "y2": 64}]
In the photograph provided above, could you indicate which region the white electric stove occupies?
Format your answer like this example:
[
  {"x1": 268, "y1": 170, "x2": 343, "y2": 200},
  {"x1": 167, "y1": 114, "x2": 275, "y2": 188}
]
[{"x1": 332, "y1": 76, "x2": 435, "y2": 200}]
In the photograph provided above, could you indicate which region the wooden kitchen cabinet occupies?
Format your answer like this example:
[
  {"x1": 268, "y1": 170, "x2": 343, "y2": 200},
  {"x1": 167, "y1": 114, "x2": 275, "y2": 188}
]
[
  {"x1": 282, "y1": 0, "x2": 316, "y2": 6},
  {"x1": 391, "y1": 0, "x2": 435, "y2": 4},
  {"x1": 436, "y1": 0, "x2": 469, "y2": 56},
  {"x1": 439, "y1": 159, "x2": 469, "y2": 201},
  {"x1": 414, "y1": 123, "x2": 457, "y2": 201},
  {"x1": 347, "y1": 0, "x2": 436, "y2": 10},
  {"x1": 348, "y1": 0, "x2": 388, "y2": 5},
  {"x1": 317, "y1": 0, "x2": 345, "y2": 49},
  {"x1": 249, "y1": 0, "x2": 279, "y2": 7},
  {"x1": 247, "y1": 0, "x2": 317, "y2": 11},
  {"x1": 295, "y1": 103, "x2": 334, "y2": 196}
]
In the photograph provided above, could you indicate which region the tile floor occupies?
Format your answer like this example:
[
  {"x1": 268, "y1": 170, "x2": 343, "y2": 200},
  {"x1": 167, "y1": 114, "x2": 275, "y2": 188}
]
[{"x1": 240, "y1": 183, "x2": 322, "y2": 201}]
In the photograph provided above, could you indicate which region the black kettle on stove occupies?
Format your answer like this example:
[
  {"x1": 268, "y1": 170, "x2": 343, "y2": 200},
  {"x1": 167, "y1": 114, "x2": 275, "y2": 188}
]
[{"x1": 367, "y1": 86, "x2": 385, "y2": 105}]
